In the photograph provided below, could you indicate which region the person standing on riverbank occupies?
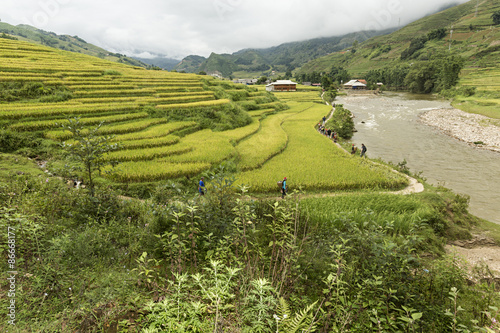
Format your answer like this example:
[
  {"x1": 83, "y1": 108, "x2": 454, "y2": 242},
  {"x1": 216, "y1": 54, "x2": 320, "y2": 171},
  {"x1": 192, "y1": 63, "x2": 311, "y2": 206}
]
[
  {"x1": 360, "y1": 144, "x2": 367, "y2": 157},
  {"x1": 351, "y1": 144, "x2": 357, "y2": 155}
]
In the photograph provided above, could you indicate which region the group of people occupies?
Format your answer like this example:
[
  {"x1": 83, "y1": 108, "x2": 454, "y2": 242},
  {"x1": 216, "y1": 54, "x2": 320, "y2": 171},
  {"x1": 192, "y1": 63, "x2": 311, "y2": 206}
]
[{"x1": 317, "y1": 123, "x2": 339, "y2": 143}]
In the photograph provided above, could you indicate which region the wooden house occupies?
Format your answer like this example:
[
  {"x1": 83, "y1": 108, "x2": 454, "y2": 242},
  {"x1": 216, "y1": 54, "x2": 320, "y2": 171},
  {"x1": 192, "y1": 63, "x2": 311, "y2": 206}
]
[{"x1": 266, "y1": 80, "x2": 297, "y2": 92}]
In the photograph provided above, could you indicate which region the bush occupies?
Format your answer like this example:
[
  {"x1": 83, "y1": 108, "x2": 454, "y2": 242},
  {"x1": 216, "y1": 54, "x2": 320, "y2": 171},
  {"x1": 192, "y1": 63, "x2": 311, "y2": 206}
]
[
  {"x1": 325, "y1": 104, "x2": 355, "y2": 139},
  {"x1": 0, "y1": 81, "x2": 71, "y2": 102},
  {"x1": 0, "y1": 130, "x2": 44, "y2": 154}
]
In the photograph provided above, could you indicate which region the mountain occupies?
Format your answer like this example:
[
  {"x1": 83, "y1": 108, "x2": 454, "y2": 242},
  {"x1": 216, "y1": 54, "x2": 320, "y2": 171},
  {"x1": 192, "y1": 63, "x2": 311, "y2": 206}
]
[
  {"x1": 0, "y1": 22, "x2": 149, "y2": 68},
  {"x1": 132, "y1": 56, "x2": 181, "y2": 70},
  {"x1": 299, "y1": 0, "x2": 500, "y2": 75},
  {"x1": 298, "y1": 0, "x2": 500, "y2": 117},
  {"x1": 173, "y1": 29, "x2": 397, "y2": 77},
  {"x1": 175, "y1": 55, "x2": 207, "y2": 73}
]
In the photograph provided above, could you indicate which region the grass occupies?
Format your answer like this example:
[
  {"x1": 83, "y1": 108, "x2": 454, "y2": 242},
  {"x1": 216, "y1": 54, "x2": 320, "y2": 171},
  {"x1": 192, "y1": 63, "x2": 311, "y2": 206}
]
[{"x1": 0, "y1": 153, "x2": 46, "y2": 179}]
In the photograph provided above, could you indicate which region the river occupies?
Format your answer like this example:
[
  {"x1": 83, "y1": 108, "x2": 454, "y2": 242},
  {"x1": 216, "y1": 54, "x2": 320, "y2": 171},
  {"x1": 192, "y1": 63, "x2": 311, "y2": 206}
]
[{"x1": 336, "y1": 92, "x2": 500, "y2": 224}]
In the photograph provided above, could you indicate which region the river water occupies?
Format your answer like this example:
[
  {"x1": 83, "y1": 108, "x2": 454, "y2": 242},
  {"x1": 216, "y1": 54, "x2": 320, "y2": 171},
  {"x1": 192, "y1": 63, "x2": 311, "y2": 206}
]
[{"x1": 336, "y1": 92, "x2": 500, "y2": 224}]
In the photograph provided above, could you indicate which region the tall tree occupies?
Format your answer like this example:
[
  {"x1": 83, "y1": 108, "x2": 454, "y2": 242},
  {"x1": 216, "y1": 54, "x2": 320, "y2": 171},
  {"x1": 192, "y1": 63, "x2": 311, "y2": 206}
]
[{"x1": 61, "y1": 118, "x2": 119, "y2": 196}]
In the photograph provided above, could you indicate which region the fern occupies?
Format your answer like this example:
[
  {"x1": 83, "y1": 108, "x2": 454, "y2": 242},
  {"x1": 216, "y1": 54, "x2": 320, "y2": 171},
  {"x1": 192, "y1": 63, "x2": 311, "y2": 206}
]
[{"x1": 275, "y1": 298, "x2": 318, "y2": 333}]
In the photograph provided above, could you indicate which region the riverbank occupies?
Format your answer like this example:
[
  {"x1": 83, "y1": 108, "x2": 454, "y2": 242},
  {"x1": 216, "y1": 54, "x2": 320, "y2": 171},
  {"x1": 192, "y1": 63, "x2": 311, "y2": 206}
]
[{"x1": 419, "y1": 108, "x2": 500, "y2": 153}]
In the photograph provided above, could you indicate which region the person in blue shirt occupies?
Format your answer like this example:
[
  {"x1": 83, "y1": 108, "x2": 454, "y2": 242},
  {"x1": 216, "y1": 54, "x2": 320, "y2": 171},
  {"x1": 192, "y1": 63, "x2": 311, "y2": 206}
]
[
  {"x1": 198, "y1": 177, "x2": 206, "y2": 195},
  {"x1": 281, "y1": 177, "x2": 287, "y2": 199}
]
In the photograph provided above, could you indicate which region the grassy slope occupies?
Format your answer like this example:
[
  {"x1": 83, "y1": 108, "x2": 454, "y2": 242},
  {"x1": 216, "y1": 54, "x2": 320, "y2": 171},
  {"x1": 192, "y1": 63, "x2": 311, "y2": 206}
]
[{"x1": 299, "y1": 0, "x2": 500, "y2": 117}]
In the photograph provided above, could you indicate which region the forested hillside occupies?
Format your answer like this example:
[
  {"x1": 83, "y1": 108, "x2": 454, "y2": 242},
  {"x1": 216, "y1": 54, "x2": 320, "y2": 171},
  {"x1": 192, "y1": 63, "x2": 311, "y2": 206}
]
[
  {"x1": 174, "y1": 29, "x2": 395, "y2": 77},
  {"x1": 297, "y1": 0, "x2": 500, "y2": 117}
]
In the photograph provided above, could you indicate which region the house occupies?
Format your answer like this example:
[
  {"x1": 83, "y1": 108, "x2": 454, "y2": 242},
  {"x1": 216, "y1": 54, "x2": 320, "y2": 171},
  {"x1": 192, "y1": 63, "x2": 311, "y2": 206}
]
[
  {"x1": 233, "y1": 79, "x2": 258, "y2": 85},
  {"x1": 344, "y1": 79, "x2": 367, "y2": 90},
  {"x1": 266, "y1": 80, "x2": 297, "y2": 92}
]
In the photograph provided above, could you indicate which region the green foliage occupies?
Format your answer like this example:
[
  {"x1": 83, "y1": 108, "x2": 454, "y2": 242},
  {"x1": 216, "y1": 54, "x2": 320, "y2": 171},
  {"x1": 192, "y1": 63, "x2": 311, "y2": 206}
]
[
  {"x1": 325, "y1": 104, "x2": 355, "y2": 139},
  {"x1": 0, "y1": 32, "x2": 18, "y2": 40},
  {"x1": 1, "y1": 167, "x2": 498, "y2": 331},
  {"x1": 492, "y1": 11, "x2": 500, "y2": 25},
  {"x1": 427, "y1": 28, "x2": 447, "y2": 41},
  {"x1": 61, "y1": 118, "x2": 120, "y2": 195},
  {"x1": 165, "y1": 103, "x2": 252, "y2": 131},
  {"x1": 0, "y1": 130, "x2": 44, "y2": 155},
  {"x1": 0, "y1": 81, "x2": 72, "y2": 102},
  {"x1": 403, "y1": 56, "x2": 464, "y2": 93},
  {"x1": 275, "y1": 298, "x2": 318, "y2": 332},
  {"x1": 102, "y1": 69, "x2": 122, "y2": 76},
  {"x1": 242, "y1": 278, "x2": 277, "y2": 332},
  {"x1": 323, "y1": 90, "x2": 337, "y2": 104},
  {"x1": 401, "y1": 36, "x2": 428, "y2": 60}
]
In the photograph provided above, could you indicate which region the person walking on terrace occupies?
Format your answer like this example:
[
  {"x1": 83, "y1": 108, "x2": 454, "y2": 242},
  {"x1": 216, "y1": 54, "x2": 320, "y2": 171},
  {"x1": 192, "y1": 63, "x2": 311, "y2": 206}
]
[
  {"x1": 198, "y1": 176, "x2": 206, "y2": 195},
  {"x1": 281, "y1": 177, "x2": 287, "y2": 199}
]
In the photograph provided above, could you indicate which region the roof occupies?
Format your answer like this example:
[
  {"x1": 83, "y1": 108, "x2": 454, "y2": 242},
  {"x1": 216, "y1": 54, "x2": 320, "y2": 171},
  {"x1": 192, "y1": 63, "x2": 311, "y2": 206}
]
[
  {"x1": 266, "y1": 80, "x2": 297, "y2": 86},
  {"x1": 352, "y1": 82, "x2": 367, "y2": 87},
  {"x1": 344, "y1": 79, "x2": 367, "y2": 86},
  {"x1": 344, "y1": 79, "x2": 359, "y2": 86}
]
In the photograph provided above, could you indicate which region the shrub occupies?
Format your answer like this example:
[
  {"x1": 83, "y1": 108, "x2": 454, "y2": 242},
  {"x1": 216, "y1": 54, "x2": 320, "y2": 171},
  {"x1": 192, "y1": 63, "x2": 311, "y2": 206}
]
[{"x1": 325, "y1": 104, "x2": 355, "y2": 139}]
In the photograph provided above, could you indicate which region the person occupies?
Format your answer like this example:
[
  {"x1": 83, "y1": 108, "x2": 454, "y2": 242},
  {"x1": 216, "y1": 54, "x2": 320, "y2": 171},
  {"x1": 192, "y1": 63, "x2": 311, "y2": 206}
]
[
  {"x1": 281, "y1": 177, "x2": 287, "y2": 199},
  {"x1": 351, "y1": 144, "x2": 357, "y2": 155},
  {"x1": 360, "y1": 143, "x2": 367, "y2": 157},
  {"x1": 198, "y1": 176, "x2": 206, "y2": 195},
  {"x1": 322, "y1": 116, "x2": 326, "y2": 125}
]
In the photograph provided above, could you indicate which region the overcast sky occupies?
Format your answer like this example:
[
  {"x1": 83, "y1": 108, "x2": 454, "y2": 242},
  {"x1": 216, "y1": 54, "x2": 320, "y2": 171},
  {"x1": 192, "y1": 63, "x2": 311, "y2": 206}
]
[{"x1": 1, "y1": 0, "x2": 470, "y2": 59}]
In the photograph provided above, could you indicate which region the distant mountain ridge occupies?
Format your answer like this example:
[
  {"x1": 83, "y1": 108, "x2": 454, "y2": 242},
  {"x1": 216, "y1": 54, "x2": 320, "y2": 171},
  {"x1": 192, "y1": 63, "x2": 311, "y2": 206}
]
[
  {"x1": 0, "y1": 22, "x2": 150, "y2": 68},
  {"x1": 174, "y1": 29, "x2": 397, "y2": 77},
  {"x1": 299, "y1": 0, "x2": 500, "y2": 75},
  {"x1": 133, "y1": 56, "x2": 181, "y2": 70}
]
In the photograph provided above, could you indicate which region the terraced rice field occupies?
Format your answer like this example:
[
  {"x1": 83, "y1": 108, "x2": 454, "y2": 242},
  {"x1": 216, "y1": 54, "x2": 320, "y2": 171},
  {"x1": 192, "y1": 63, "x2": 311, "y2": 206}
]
[
  {"x1": 1, "y1": 37, "x2": 408, "y2": 193},
  {"x1": 455, "y1": 66, "x2": 500, "y2": 119}
]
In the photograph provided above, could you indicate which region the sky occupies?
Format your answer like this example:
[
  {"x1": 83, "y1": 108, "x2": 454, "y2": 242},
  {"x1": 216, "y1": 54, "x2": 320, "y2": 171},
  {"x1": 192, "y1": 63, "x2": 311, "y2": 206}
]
[{"x1": 1, "y1": 0, "x2": 471, "y2": 60}]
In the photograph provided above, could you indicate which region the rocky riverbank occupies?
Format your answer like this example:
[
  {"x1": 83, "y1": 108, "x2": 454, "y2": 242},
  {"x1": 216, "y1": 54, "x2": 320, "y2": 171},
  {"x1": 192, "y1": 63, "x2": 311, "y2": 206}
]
[{"x1": 419, "y1": 108, "x2": 500, "y2": 153}]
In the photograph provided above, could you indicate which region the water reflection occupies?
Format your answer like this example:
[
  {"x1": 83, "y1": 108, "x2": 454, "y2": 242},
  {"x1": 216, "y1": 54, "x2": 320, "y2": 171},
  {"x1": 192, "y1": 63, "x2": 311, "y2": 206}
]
[{"x1": 337, "y1": 92, "x2": 500, "y2": 224}]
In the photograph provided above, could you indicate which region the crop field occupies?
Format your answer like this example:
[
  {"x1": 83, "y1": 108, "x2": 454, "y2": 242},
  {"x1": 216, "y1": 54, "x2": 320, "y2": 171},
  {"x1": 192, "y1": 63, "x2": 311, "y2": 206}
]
[
  {"x1": 1, "y1": 37, "x2": 409, "y2": 193},
  {"x1": 235, "y1": 103, "x2": 408, "y2": 193},
  {"x1": 456, "y1": 66, "x2": 500, "y2": 119}
]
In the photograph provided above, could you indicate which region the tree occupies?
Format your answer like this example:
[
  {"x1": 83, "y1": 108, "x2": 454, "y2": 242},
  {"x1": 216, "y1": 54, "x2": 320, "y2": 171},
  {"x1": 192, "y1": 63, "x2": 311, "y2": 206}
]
[
  {"x1": 257, "y1": 76, "x2": 268, "y2": 84},
  {"x1": 492, "y1": 11, "x2": 500, "y2": 25},
  {"x1": 326, "y1": 104, "x2": 355, "y2": 139},
  {"x1": 61, "y1": 118, "x2": 119, "y2": 196},
  {"x1": 321, "y1": 76, "x2": 333, "y2": 91},
  {"x1": 323, "y1": 90, "x2": 337, "y2": 105}
]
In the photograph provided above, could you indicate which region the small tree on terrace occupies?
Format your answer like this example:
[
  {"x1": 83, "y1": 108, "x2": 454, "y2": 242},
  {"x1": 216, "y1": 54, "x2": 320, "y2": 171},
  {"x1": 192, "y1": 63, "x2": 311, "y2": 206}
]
[
  {"x1": 492, "y1": 11, "x2": 500, "y2": 25},
  {"x1": 61, "y1": 117, "x2": 119, "y2": 196}
]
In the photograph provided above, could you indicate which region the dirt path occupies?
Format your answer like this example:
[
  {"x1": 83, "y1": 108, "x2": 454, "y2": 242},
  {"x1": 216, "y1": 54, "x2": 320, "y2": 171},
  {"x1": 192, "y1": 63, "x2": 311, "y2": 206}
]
[{"x1": 446, "y1": 233, "x2": 500, "y2": 278}]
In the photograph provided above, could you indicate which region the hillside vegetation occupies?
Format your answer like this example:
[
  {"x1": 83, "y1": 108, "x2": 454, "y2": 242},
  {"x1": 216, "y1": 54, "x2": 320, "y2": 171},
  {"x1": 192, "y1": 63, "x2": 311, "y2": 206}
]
[
  {"x1": 0, "y1": 37, "x2": 412, "y2": 198},
  {"x1": 1, "y1": 35, "x2": 500, "y2": 332},
  {"x1": 298, "y1": 0, "x2": 500, "y2": 118},
  {"x1": 174, "y1": 29, "x2": 396, "y2": 77}
]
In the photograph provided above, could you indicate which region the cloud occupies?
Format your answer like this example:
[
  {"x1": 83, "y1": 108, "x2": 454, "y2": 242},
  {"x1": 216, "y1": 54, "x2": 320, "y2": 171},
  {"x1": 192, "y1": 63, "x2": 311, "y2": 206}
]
[{"x1": 1, "y1": 0, "x2": 470, "y2": 59}]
